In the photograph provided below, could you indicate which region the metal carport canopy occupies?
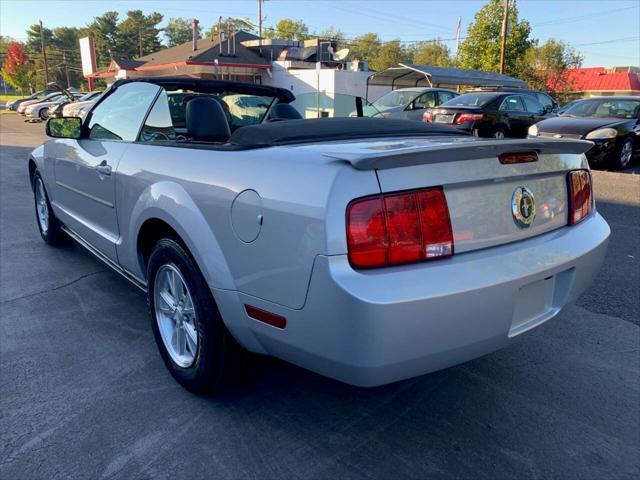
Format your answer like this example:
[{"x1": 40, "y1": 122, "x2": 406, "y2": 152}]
[{"x1": 367, "y1": 63, "x2": 527, "y2": 89}]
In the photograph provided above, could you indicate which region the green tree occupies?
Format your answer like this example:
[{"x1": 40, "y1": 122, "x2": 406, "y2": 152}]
[
  {"x1": 263, "y1": 18, "x2": 309, "y2": 41},
  {"x1": 165, "y1": 18, "x2": 201, "y2": 47},
  {"x1": 318, "y1": 26, "x2": 346, "y2": 49},
  {"x1": 369, "y1": 40, "x2": 412, "y2": 72},
  {"x1": 349, "y1": 32, "x2": 381, "y2": 65},
  {"x1": 1, "y1": 41, "x2": 34, "y2": 92},
  {"x1": 519, "y1": 39, "x2": 583, "y2": 101},
  {"x1": 208, "y1": 17, "x2": 255, "y2": 39},
  {"x1": 457, "y1": 0, "x2": 532, "y2": 75},
  {"x1": 25, "y1": 23, "x2": 53, "y2": 53},
  {"x1": 410, "y1": 39, "x2": 451, "y2": 66},
  {"x1": 117, "y1": 10, "x2": 164, "y2": 58},
  {"x1": 84, "y1": 11, "x2": 120, "y2": 67}
]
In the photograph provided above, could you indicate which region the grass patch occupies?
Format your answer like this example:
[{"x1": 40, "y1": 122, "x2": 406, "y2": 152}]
[{"x1": 0, "y1": 94, "x2": 25, "y2": 101}]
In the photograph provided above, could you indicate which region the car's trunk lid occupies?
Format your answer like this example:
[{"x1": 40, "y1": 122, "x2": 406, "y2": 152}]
[{"x1": 323, "y1": 136, "x2": 592, "y2": 254}]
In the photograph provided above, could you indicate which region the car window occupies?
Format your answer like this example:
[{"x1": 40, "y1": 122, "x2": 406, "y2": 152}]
[
  {"x1": 523, "y1": 96, "x2": 544, "y2": 113},
  {"x1": 500, "y1": 96, "x2": 525, "y2": 112},
  {"x1": 563, "y1": 99, "x2": 640, "y2": 119},
  {"x1": 441, "y1": 93, "x2": 497, "y2": 107},
  {"x1": 535, "y1": 93, "x2": 554, "y2": 110},
  {"x1": 88, "y1": 82, "x2": 160, "y2": 141},
  {"x1": 139, "y1": 89, "x2": 177, "y2": 143},
  {"x1": 414, "y1": 92, "x2": 436, "y2": 109},
  {"x1": 372, "y1": 90, "x2": 419, "y2": 109},
  {"x1": 438, "y1": 91, "x2": 457, "y2": 104}
]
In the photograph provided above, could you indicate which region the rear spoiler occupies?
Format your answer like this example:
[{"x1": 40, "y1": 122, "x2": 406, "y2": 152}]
[{"x1": 323, "y1": 138, "x2": 593, "y2": 171}]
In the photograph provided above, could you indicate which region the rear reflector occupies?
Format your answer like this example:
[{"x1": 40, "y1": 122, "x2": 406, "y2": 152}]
[
  {"x1": 245, "y1": 305, "x2": 287, "y2": 329},
  {"x1": 498, "y1": 152, "x2": 538, "y2": 164},
  {"x1": 347, "y1": 187, "x2": 453, "y2": 269},
  {"x1": 567, "y1": 170, "x2": 592, "y2": 225},
  {"x1": 455, "y1": 113, "x2": 484, "y2": 124},
  {"x1": 422, "y1": 111, "x2": 433, "y2": 122}
]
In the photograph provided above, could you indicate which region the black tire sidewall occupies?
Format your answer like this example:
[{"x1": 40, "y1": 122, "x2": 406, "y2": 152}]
[
  {"x1": 147, "y1": 238, "x2": 236, "y2": 393},
  {"x1": 32, "y1": 171, "x2": 63, "y2": 245}
]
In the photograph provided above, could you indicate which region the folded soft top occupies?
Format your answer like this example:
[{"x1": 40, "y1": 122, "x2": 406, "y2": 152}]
[{"x1": 229, "y1": 117, "x2": 467, "y2": 147}]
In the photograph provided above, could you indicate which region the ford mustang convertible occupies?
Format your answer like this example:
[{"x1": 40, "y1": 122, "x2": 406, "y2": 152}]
[{"x1": 29, "y1": 78, "x2": 610, "y2": 393}]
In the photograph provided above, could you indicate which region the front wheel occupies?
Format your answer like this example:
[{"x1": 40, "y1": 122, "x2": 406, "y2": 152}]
[
  {"x1": 147, "y1": 238, "x2": 243, "y2": 393},
  {"x1": 616, "y1": 138, "x2": 633, "y2": 170},
  {"x1": 38, "y1": 108, "x2": 49, "y2": 121},
  {"x1": 33, "y1": 171, "x2": 66, "y2": 245}
]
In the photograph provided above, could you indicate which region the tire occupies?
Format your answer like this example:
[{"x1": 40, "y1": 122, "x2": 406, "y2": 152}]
[
  {"x1": 147, "y1": 238, "x2": 243, "y2": 393},
  {"x1": 492, "y1": 128, "x2": 507, "y2": 139},
  {"x1": 616, "y1": 138, "x2": 633, "y2": 170},
  {"x1": 32, "y1": 171, "x2": 66, "y2": 246},
  {"x1": 38, "y1": 108, "x2": 49, "y2": 121}
]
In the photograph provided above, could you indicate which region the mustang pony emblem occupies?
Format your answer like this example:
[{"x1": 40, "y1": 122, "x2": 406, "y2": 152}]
[{"x1": 512, "y1": 186, "x2": 536, "y2": 228}]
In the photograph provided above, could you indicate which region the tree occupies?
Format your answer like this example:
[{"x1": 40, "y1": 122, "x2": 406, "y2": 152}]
[
  {"x1": 349, "y1": 32, "x2": 381, "y2": 65},
  {"x1": 369, "y1": 40, "x2": 412, "y2": 72},
  {"x1": 263, "y1": 18, "x2": 309, "y2": 41},
  {"x1": 208, "y1": 17, "x2": 255, "y2": 39},
  {"x1": 25, "y1": 23, "x2": 53, "y2": 53},
  {"x1": 165, "y1": 18, "x2": 201, "y2": 47},
  {"x1": 519, "y1": 39, "x2": 583, "y2": 101},
  {"x1": 318, "y1": 26, "x2": 345, "y2": 50},
  {"x1": 457, "y1": 0, "x2": 532, "y2": 75},
  {"x1": 410, "y1": 40, "x2": 451, "y2": 66},
  {"x1": 1, "y1": 42, "x2": 33, "y2": 92},
  {"x1": 117, "y1": 10, "x2": 164, "y2": 58},
  {"x1": 84, "y1": 11, "x2": 120, "y2": 67}
]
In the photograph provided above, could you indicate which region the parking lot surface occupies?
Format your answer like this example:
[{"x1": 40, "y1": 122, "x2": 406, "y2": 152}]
[{"x1": 1, "y1": 113, "x2": 638, "y2": 479}]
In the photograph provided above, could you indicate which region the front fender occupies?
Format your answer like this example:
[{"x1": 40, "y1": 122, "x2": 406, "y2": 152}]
[{"x1": 123, "y1": 181, "x2": 236, "y2": 291}]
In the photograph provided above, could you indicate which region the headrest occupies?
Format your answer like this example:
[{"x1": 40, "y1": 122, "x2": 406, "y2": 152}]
[
  {"x1": 269, "y1": 103, "x2": 303, "y2": 121},
  {"x1": 186, "y1": 96, "x2": 231, "y2": 142}
]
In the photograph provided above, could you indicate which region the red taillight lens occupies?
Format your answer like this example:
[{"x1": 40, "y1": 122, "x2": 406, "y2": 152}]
[
  {"x1": 422, "y1": 111, "x2": 433, "y2": 122},
  {"x1": 498, "y1": 152, "x2": 538, "y2": 164},
  {"x1": 346, "y1": 187, "x2": 454, "y2": 269},
  {"x1": 455, "y1": 113, "x2": 484, "y2": 124},
  {"x1": 567, "y1": 170, "x2": 593, "y2": 225}
]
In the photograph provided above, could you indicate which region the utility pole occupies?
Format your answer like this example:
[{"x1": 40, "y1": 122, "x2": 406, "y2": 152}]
[
  {"x1": 138, "y1": 29, "x2": 143, "y2": 57},
  {"x1": 258, "y1": 0, "x2": 263, "y2": 38},
  {"x1": 39, "y1": 20, "x2": 49, "y2": 85},
  {"x1": 63, "y1": 51, "x2": 70, "y2": 88},
  {"x1": 499, "y1": 0, "x2": 509, "y2": 74}
]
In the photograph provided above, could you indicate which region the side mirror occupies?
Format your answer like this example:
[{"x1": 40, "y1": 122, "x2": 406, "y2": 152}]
[{"x1": 46, "y1": 117, "x2": 82, "y2": 139}]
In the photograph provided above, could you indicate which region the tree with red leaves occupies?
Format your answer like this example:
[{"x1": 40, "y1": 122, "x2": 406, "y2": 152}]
[{"x1": 1, "y1": 41, "x2": 34, "y2": 92}]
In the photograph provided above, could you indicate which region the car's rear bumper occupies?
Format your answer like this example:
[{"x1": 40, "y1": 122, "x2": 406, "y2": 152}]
[{"x1": 220, "y1": 212, "x2": 609, "y2": 387}]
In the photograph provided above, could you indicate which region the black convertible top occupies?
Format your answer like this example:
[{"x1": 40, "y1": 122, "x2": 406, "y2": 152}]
[
  {"x1": 229, "y1": 117, "x2": 467, "y2": 147},
  {"x1": 112, "y1": 77, "x2": 296, "y2": 103}
]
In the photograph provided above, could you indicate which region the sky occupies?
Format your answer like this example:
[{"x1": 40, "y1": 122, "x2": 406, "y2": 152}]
[{"x1": 1, "y1": 0, "x2": 639, "y2": 67}]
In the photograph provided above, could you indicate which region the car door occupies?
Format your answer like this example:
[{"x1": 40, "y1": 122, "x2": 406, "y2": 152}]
[
  {"x1": 499, "y1": 95, "x2": 529, "y2": 137},
  {"x1": 402, "y1": 91, "x2": 437, "y2": 121},
  {"x1": 522, "y1": 95, "x2": 549, "y2": 127},
  {"x1": 51, "y1": 81, "x2": 160, "y2": 262}
]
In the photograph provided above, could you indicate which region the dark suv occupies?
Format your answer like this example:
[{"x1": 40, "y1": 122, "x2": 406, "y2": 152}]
[
  {"x1": 423, "y1": 92, "x2": 556, "y2": 138},
  {"x1": 466, "y1": 86, "x2": 559, "y2": 113}
]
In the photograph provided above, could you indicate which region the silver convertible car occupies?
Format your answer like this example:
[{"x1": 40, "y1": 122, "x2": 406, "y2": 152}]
[{"x1": 30, "y1": 78, "x2": 610, "y2": 393}]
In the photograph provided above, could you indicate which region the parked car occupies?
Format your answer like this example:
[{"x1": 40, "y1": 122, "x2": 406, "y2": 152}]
[
  {"x1": 49, "y1": 91, "x2": 102, "y2": 118},
  {"x1": 62, "y1": 96, "x2": 101, "y2": 119},
  {"x1": 466, "y1": 86, "x2": 559, "y2": 113},
  {"x1": 366, "y1": 87, "x2": 459, "y2": 120},
  {"x1": 30, "y1": 77, "x2": 609, "y2": 393},
  {"x1": 17, "y1": 92, "x2": 64, "y2": 115},
  {"x1": 6, "y1": 88, "x2": 56, "y2": 111},
  {"x1": 26, "y1": 93, "x2": 84, "y2": 121},
  {"x1": 529, "y1": 96, "x2": 640, "y2": 169},
  {"x1": 557, "y1": 99, "x2": 581, "y2": 115},
  {"x1": 423, "y1": 92, "x2": 555, "y2": 138}
]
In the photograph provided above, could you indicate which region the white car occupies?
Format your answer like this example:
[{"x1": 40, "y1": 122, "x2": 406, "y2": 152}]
[
  {"x1": 26, "y1": 93, "x2": 83, "y2": 121},
  {"x1": 31, "y1": 78, "x2": 610, "y2": 393},
  {"x1": 62, "y1": 94, "x2": 102, "y2": 119}
]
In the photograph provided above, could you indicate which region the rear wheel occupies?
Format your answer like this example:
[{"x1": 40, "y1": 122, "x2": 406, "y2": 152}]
[
  {"x1": 492, "y1": 128, "x2": 506, "y2": 139},
  {"x1": 616, "y1": 138, "x2": 633, "y2": 170},
  {"x1": 33, "y1": 171, "x2": 65, "y2": 245},
  {"x1": 147, "y1": 238, "x2": 242, "y2": 393}
]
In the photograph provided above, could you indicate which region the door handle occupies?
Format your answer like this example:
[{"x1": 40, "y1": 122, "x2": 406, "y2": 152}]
[{"x1": 96, "y1": 161, "x2": 112, "y2": 176}]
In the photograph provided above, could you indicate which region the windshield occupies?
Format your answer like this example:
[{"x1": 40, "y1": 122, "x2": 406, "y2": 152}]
[
  {"x1": 561, "y1": 99, "x2": 640, "y2": 119},
  {"x1": 290, "y1": 92, "x2": 381, "y2": 118},
  {"x1": 78, "y1": 91, "x2": 100, "y2": 101},
  {"x1": 372, "y1": 90, "x2": 419, "y2": 109},
  {"x1": 441, "y1": 93, "x2": 497, "y2": 107}
]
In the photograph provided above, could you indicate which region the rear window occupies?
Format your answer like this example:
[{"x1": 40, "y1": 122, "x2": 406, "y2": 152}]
[{"x1": 441, "y1": 93, "x2": 497, "y2": 107}]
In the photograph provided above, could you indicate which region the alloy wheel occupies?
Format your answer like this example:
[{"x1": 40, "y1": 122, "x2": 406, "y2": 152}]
[
  {"x1": 620, "y1": 140, "x2": 633, "y2": 169},
  {"x1": 154, "y1": 264, "x2": 199, "y2": 368},
  {"x1": 35, "y1": 178, "x2": 49, "y2": 234}
]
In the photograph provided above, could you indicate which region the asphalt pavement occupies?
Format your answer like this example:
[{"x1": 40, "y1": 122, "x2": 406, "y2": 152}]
[{"x1": 1, "y1": 113, "x2": 638, "y2": 480}]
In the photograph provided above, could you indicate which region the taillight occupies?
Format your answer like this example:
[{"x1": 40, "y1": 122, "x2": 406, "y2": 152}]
[
  {"x1": 498, "y1": 152, "x2": 538, "y2": 164},
  {"x1": 455, "y1": 113, "x2": 484, "y2": 124},
  {"x1": 346, "y1": 187, "x2": 454, "y2": 269},
  {"x1": 567, "y1": 170, "x2": 592, "y2": 225},
  {"x1": 423, "y1": 111, "x2": 433, "y2": 122}
]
